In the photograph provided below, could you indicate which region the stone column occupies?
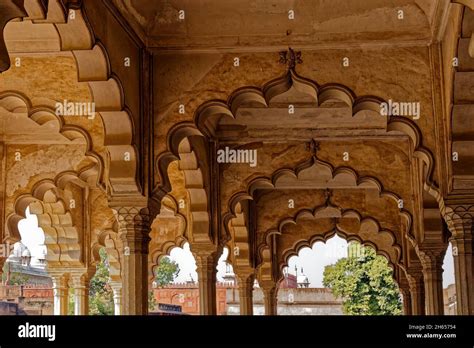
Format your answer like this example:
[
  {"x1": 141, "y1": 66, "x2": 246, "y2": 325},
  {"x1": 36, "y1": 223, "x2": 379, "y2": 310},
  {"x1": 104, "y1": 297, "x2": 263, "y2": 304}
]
[
  {"x1": 261, "y1": 281, "x2": 277, "y2": 316},
  {"x1": 194, "y1": 250, "x2": 218, "y2": 315},
  {"x1": 399, "y1": 285, "x2": 412, "y2": 315},
  {"x1": 116, "y1": 206, "x2": 151, "y2": 315},
  {"x1": 51, "y1": 273, "x2": 69, "y2": 315},
  {"x1": 407, "y1": 272, "x2": 425, "y2": 315},
  {"x1": 0, "y1": 257, "x2": 5, "y2": 285},
  {"x1": 418, "y1": 248, "x2": 446, "y2": 315},
  {"x1": 444, "y1": 205, "x2": 474, "y2": 315},
  {"x1": 110, "y1": 281, "x2": 122, "y2": 315},
  {"x1": 71, "y1": 271, "x2": 92, "y2": 315},
  {"x1": 235, "y1": 270, "x2": 254, "y2": 315},
  {"x1": 403, "y1": 290, "x2": 412, "y2": 316}
]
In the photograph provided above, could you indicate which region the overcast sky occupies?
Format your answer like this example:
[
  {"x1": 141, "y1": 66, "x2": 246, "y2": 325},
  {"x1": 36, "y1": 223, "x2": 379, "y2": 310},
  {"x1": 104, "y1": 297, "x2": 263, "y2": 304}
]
[{"x1": 18, "y1": 208, "x2": 455, "y2": 289}]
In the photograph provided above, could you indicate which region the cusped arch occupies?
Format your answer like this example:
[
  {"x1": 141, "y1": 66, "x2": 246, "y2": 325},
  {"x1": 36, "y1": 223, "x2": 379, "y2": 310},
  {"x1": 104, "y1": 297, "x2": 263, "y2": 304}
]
[
  {"x1": 148, "y1": 194, "x2": 187, "y2": 281},
  {"x1": 194, "y1": 68, "x2": 439, "y2": 203},
  {"x1": 226, "y1": 201, "x2": 253, "y2": 269},
  {"x1": 279, "y1": 228, "x2": 402, "y2": 286},
  {"x1": 0, "y1": 91, "x2": 104, "y2": 186},
  {"x1": 92, "y1": 229, "x2": 122, "y2": 283},
  {"x1": 6, "y1": 175, "x2": 85, "y2": 268},
  {"x1": 2, "y1": 4, "x2": 139, "y2": 195},
  {"x1": 267, "y1": 207, "x2": 401, "y2": 271},
  {"x1": 224, "y1": 155, "x2": 412, "y2": 241},
  {"x1": 154, "y1": 123, "x2": 212, "y2": 245}
]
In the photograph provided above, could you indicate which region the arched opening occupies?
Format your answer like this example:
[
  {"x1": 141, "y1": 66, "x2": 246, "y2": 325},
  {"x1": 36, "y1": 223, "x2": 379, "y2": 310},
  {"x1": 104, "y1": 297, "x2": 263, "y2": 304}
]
[
  {"x1": 150, "y1": 242, "x2": 233, "y2": 315},
  {"x1": 1, "y1": 207, "x2": 52, "y2": 315},
  {"x1": 87, "y1": 247, "x2": 115, "y2": 315},
  {"x1": 442, "y1": 242, "x2": 456, "y2": 315},
  {"x1": 279, "y1": 235, "x2": 402, "y2": 315}
]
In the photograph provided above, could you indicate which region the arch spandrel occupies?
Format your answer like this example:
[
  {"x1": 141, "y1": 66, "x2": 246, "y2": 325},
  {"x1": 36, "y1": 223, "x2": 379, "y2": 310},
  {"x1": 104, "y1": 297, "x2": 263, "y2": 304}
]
[
  {"x1": 3, "y1": 146, "x2": 99, "y2": 220},
  {"x1": 2, "y1": 6, "x2": 140, "y2": 196}
]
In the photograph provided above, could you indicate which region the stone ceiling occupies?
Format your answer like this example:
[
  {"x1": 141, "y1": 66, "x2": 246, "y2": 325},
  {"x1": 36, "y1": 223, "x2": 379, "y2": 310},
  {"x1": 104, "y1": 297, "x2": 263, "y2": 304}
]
[{"x1": 109, "y1": 0, "x2": 449, "y2": 49}]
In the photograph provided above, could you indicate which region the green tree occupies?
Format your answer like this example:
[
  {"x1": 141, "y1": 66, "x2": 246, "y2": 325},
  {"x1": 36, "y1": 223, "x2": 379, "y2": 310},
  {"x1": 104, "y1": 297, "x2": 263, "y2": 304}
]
[
  {"x1": 323, "y1": 243, "x2": 402, "y2": 315},
  {"x1": 148, "y1": 290, "x2": 157, "y2": 312},
  {"x1": 88, "y1": 248, "x2": 114, "y2": 315},
  {"x1": 1, "y1": 262, "x2": 29, "y2": 285},
  {"x1": 154, "y1": 257, "x2": 180, "y2": 287}
]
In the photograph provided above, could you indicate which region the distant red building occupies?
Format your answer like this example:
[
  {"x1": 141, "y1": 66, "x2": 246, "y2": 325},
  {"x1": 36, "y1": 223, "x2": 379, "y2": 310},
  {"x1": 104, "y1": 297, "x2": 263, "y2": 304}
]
[
  {"x1": 279, "y1": 274, "x2": 297, "y2": 288},
  {"x1": 152, "y1": 273, "x2": 298, "y2": 315},
  {"x1": 0, "y1": 285, "x2": 54, "y2": 315},
  {"x1": 152, "y1": 282, "x2": 231, "y2": 315}
]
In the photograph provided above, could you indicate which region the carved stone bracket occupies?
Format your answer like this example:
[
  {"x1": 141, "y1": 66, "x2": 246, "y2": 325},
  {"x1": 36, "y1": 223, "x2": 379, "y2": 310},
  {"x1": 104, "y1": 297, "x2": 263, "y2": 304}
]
[
  {"x1": 442, "y1": 204, "x2": 474, "y2": 239},
  {"x1": 0, "y1": 0, "x2": 27, "y2": 73}
]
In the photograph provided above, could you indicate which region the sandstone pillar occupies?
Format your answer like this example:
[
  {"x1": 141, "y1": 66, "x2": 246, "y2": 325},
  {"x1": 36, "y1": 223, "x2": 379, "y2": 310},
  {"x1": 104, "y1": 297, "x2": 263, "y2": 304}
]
[
  {"x1": 407, "y1": 272, "x2": 425, "y2": 315},
  {"x1": 261, "y1": 281, "x2": 277, "y2": 315},
  {"x1": 194, "y1": 250, "x2": 218, "y2": 315},
  {"x1": 110, "y1": 281, "x2": 122, "y2": 315},
  {"x1": 444, "y1": 205, "x2": 474, "y2": 315},
  {"x1": 0, "y1": 257, "x2": 5, "y2": 285},
  {"x1": 418, "y1": 248, "x2": 446, "y2": 315},
  {"x1": 235, "y1": 269, "x2": 254, "y2": 315},
  {"x1": 51, "y1": 273, "x2": 69, "y2": 315},
  {"x1": 71, "y1": 270, "x2": 93, "y2": 315},
  {"x1": 116, "y1": 206, "x2": 150, "y2": 315},
  {"x1": 399, "y1": 286, "x2": 412, "y2": 315}
]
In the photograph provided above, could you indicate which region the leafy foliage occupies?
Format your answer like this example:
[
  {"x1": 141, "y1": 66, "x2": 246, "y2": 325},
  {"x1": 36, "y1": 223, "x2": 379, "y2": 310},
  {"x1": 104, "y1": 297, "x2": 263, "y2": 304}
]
[
  {"x1": 1, "y1": 262, "x2": 30, "y2": 285},
  {"x1": 88, "y1": 248, "x2": 114, "y2": 315},
  {"x1": 148, "y1": 290, "x2": 157, "y2": 312},
  {"x1": 323, "y1": 243, "x2": 402, "y2": 315},
  {"x1": 154, "y1": 257, "x2": 180, "y2": 287}
]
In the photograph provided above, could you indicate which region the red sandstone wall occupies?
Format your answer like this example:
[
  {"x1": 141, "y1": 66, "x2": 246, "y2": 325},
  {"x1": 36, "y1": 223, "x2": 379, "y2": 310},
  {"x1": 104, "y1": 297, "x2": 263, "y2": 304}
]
[{"x1": 153, "y1": 284, "x2": 229, "y2": 315}]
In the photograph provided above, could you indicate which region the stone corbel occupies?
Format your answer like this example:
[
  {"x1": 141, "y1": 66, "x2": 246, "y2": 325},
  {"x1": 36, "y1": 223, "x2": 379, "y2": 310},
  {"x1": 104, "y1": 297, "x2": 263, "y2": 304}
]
[{"x1": 0, "y1": 0, "x2": 27, "y2": 73}]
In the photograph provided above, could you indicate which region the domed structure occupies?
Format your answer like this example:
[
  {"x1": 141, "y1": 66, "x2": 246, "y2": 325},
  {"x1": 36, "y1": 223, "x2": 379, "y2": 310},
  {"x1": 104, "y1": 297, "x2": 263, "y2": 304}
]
[
  {"x1": 8, "y1": 242, "x2": 29, "y2": 263},
  {"x1": 296, "y1": 267, "x2": 310, "y2": 288},
  {"x1": 21, "y1": 248, "x2": 31, "y2": 258}
]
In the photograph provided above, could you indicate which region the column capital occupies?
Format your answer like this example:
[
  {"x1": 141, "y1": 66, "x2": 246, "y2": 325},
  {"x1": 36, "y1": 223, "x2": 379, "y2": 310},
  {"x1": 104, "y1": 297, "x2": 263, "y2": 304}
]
[
  {"x1": 234, "y1": 267, "x2": 256, "y2": 286},
  {"x1": 405, "y1": 268, "x2": 424, "y2": 290},
  {"x1": 442, "y1": 204, "x2": 474, "y2": 238},
  {"x1": 49, "y1": 270, "x2": 70, "y2": 283},
  {"x1": 111, "y1": 202, "x2": 150, "y2": 315},
  {"x1": 70, "y1": 268, "x2": 94, "y2": 287},
  {"x1": 115, "y1": 206, "x2": 150, "y2": 231},
  {"x1": 259, "y1": 280, "x2": 277, "y2": 295},
  {"x1": 416, "y1": 246, "x2": 447, "y2": 270},
  {"x1": 114, "y1": 206, "x2": 151, "y2": 253},
  {"x1": 193, "y1": 246, "x2": 218, "y2": 315}
]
